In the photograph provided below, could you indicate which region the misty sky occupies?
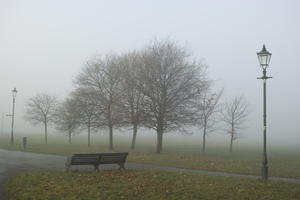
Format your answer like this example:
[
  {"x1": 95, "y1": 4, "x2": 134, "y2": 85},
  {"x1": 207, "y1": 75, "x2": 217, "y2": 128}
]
[{"x1": 0, "y1": 0, "x2": 299, "y2": 147}]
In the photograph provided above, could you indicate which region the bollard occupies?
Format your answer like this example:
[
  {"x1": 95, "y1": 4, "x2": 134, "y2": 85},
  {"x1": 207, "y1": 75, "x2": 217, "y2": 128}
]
[{"x1": 23, "y1": 137, "x2": 27, "y2": 149}]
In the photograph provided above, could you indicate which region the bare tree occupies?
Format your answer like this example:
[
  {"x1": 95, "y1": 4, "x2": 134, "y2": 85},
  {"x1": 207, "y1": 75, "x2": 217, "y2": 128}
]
[
  {"x1": 136, "y1": 39, "x2": 209, "y2": 153},
  {"x1": 221, "y1": 95, "x2": 250, "y2": 153},
  {"x1": 71, "y1": 88, "x2": 102, "y2": 147},
  {"x1": 75, "y1": 54, "x2": 123, "y2": 150},
  {"x1": 119, "y1": 51, "x2": 145, "y2": 149},
  {"x1": 197, "y1": 89, "x2": 223, "y2": 153},
  {"x1": 25, "y1": 93, "x2": 58, "y2": 144},
  {"x1": 54, "y1": 99, "x2": 80, "y2": 144}
]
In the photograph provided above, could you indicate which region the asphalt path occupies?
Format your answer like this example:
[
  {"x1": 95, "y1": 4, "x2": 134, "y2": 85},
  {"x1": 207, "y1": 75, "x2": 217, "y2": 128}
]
[{"x1": 0, "y1": 149, "x2": 300, "y2": 199}]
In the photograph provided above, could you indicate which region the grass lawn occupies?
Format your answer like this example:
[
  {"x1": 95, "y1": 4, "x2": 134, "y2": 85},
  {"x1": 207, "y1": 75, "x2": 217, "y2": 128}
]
[
  {"x1": 0, "y1": 134, "x2": 299, "y2": 179},
  {"x1": 6, "y1": 170, "x2": 300, "y2": 200}
]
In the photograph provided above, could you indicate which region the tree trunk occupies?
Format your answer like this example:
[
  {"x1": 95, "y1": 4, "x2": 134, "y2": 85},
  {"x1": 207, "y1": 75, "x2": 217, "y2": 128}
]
[
  {"x1": 108, "y1": 123, "x2": 114, "y2": 150},
  {"x1": 109, "y1": 124, "x2": 113, "y2": 150},
  {"x1": 68, "y1": 130, "x2": 72, "y2": 144},
  {"x1": 229, "y1": 136, "x2": 233, "y2": 153},
  {"x1": 229, "y1": 124, "x2": 234, "y2": 153},
  {"x1": 44, "y1": 121, "x2": 48, "y2": 145},
  {"x1": 156, "y1": 125, "x2": 163, "y2": 154},
  {"x1": 88, "y1": 120, "x2": 91, "y2": 147},
  {"x1": 108, "y1": 104, "x2": 114, "y2": 151},
  {"x1": 202, "y1": 120, "x2": 207, "y2": 153},
  {"x1": 131, "y1": 124, "x2": 138, "y2": 150}
]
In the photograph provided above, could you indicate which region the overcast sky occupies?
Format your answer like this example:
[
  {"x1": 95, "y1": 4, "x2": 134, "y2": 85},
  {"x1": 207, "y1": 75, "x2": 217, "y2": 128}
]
[{"x1": 0, "y1": 0, "x2": 299, "y2": 147}]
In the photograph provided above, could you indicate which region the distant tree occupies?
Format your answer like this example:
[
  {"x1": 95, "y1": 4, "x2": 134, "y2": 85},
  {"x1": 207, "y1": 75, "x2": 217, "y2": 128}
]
[
  {"x1": 75, "y1": 54, "x2": 124, "y2": 150},
  {"x1": 54, "y1": 98, "x2": 80, "y2": 144},
  {"x1": 119, "y1": 51, "x2": 145, "y2": 149},
  {"x1": 25, "y1": 93, "x2": 58, "y2": 144},
  {"x1": 71, "y1": 88, "x2": 102, "y2": 147},
  {"x1": 196, "y1": 89, "x2": 223, "y2": 153},
  {"x1": 136, "y1": 39, "x2": 209, "y2": 153},
  {"x1": 221, "y1": 95, "x2": 250, "y2": 153}
]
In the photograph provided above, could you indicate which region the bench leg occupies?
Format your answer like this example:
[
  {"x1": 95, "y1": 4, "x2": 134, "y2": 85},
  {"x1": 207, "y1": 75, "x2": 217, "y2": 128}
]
[
  {"x1": 119, "y1": 163, "x2": 125, "y2": 170},
  {"x1": 94, "y1": 164, "x2": 99, "y2": 172}
]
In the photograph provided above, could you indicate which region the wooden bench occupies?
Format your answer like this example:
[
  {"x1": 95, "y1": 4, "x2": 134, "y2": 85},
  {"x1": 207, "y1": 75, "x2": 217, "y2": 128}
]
[{"x1": 66, "y1": 152, "x2": 128, "y2": 172}]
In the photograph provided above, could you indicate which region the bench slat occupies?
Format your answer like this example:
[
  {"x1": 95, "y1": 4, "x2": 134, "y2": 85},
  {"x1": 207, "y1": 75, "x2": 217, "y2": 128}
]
[
  {"x1": 71, "y1": 160, "x2": 99, "y2": 163},
  {"x1": 100, "y1": 156, "x2": 126, "y2": 162}
]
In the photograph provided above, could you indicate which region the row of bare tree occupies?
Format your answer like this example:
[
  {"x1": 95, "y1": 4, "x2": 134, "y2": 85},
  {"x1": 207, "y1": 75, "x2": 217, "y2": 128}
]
[{"x1": 24, "y1": 40, "x2": 249, "y2": 153}]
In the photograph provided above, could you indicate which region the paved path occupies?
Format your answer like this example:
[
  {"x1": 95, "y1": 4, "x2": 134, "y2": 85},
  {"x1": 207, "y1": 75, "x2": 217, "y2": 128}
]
[{"x1": 1, "y1": 149, "x2": 300, "y2": 199}]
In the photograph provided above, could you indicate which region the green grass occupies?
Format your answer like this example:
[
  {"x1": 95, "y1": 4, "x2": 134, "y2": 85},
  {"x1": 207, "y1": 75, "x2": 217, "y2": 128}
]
[
  {"x1": 6, "y1": 170, "x2": 300, "y2": 200},
  {"x1": 1, "y1": 134, "x2": 299, "y2": 179}
]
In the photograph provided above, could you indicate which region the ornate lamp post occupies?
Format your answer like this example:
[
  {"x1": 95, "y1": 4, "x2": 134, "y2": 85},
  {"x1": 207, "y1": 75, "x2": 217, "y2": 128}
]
[
  {"x1": 257, "y1": 45, "x2": 272, "y2": 180},
  {"x1": 1, "y1": 113, "x2": 4, "y2": 135},
  {"x1": 10, "y1": 87, "x2": 17, "y2": 145}
]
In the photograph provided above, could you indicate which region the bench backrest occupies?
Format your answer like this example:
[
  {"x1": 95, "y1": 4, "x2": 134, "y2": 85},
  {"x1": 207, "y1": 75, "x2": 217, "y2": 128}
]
[
  {"x1": 99, "y1": 152, "x2": 128, "y2": 164},
  {"x1": 71, "y1": 154, "x2": 100, "y2": 165},
  {"x1": 70, "y1": 152, "x2": 128, "y2": 165}
]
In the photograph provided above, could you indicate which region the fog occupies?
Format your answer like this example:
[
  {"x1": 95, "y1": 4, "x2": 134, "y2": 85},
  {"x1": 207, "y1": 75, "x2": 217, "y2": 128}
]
[{"x1": 0, "y1": 0, "x2": 299, "y2": 148}]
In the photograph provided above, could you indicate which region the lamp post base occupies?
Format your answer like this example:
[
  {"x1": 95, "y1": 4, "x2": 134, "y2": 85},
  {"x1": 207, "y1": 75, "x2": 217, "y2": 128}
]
[
  {"x1": 261, "y1": 165, "x2": 268, "y2": 180},
  {"x1": 261, "y1": 152, "x2": 268, "y2": 180}
]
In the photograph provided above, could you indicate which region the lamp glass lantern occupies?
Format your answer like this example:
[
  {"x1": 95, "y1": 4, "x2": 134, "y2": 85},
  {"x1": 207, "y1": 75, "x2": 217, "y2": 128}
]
[
  {"x1": 12, "y1": 88, "x2": 17, "y2": 98},
  {"x1": 257, "y1": 45, "x2": 272, "y2": 70}
]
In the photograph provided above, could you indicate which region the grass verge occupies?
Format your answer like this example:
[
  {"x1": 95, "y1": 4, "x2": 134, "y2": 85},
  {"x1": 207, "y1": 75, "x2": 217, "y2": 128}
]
[
  {"x1": 6, "y1": 170, "x2": 300, "y2": 200},
  {"x1": 1, "y1": 141, "x2": 300, "y2": 179}
]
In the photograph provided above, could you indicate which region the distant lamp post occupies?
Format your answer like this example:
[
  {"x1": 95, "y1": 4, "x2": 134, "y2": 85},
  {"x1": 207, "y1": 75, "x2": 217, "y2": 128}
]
[
  {"x1": 1, "y1": 113, "x2": 4, "y2": 135},
  {"x1": 10, "y1": 87, "x2": 17, "y2": 145},
  {"x1": 257, "y1": 45, "x2": 272, "y2": 180}
]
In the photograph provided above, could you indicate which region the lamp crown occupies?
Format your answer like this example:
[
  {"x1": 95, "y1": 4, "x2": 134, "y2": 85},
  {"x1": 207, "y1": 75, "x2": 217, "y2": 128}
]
[
  {"x1": 258, "y1": 44, "x2": 270, "y2": 55},
  {"x1": 12, "y1": 87, "x2": 17, "y2": 98}
]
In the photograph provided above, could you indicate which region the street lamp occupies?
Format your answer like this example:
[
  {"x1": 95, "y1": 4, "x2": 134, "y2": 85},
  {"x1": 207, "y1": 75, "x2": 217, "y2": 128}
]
[
  {"x1": 1, "y1": 113, "x2": 4, "y2": 135},
  {"x1": 257, "y1": 45, "x2": 272, "y2": 180},
  {"x1": 10, "y1": 87, "x2": 17, "y2": 145}
]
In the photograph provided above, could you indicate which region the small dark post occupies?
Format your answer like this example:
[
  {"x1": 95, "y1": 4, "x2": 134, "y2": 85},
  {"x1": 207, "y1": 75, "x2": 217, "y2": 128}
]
[
  {"x1": 257, "y1": 45, "x2": 272, "y2": 180},
  {"x1": 10, "y1": 87, "x2": 18, "y2": 145},
  {"x1": 23, "y1": 137, "x2": 27, "y2": 149}
]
